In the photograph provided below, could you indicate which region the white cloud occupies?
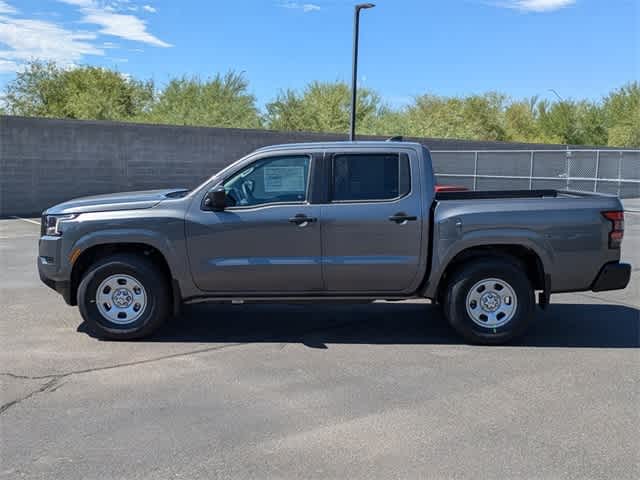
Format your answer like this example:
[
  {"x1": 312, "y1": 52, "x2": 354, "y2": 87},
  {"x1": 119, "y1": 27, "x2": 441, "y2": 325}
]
[
  {"x1": 142, "y1": 5, "x2": 156, "y2": 13},
  {"x1": 0, "y1": 0, "x2": 169, "y2": 74},
  {"x1": 82, "y1": 8, "x2": 170, "y2": 46},
  {"x1": 0, "y1": 2, "x2": 103, "y2": 73},
  {"x1": 0, "y1": 1, "x2": 16, "y2": 15},
  {"x1": 494, "y1": 0, "x2": 576, "y2": 12},
  {"x1": 278, "y1": 2, "x2": 321, "y2": 13},
  {"x1": 58, "y1": 0, "x2": 170, "y2": 47}
]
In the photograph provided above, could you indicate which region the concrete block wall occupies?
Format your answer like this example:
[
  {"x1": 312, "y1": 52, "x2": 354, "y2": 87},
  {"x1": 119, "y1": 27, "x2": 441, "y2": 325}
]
[{"x1": 0, "y1": 115, "x2": 607, "y2": 216}]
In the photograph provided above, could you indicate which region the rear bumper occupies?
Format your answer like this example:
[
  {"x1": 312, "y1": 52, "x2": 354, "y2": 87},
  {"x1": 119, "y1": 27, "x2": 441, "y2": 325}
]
[{"x1": 591, "y1": 262, "x2": 631, "y2": 292}]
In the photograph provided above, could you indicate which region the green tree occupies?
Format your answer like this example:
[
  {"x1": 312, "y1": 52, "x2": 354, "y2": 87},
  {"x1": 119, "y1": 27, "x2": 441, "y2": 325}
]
[
  {"x1": 144, "y1": 72, "x2": 261, "y2": 128},
  {"x1": 5, "y1": 61, "x2": 153, "y2": 120},
  {"x1": 576, "y1": 101, "x2": 607, "y2": 146},
  {"x1": 265, "y1": 81, "x2": 383, "y2": 134},
  {"x1": 603, "y1": 82, "x2": 640, "y2": 147},
  {"x1": 536, "y1": 100, "x2": 582, "y2": 145},
  {"x1": 2, "y1": 60, "x2": 637, "y2": 147},
  {"x1": 504, "y1": 97, "x2": 546, "y2": 143},
  {"x1": 403, "y1": 93, "x2": 508, "y2": 141}
]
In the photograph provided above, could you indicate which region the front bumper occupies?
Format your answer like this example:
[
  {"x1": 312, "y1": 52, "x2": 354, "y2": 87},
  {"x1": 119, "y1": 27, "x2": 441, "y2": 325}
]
[
  {"x1": 38, "y1": 266, "x2": 73, "y2": 304},
  {"x1": 38, "y1": 234, "x2": 74, "y2": 305},
  {"x1": 591, "y1": 262, "x2": 632, "y2": 292}
]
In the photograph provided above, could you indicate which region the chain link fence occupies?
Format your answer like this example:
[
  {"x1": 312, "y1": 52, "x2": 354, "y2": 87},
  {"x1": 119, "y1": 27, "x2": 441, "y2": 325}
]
[{"x1": 431, "y1": 150, "x2": 640, "y2": 198}]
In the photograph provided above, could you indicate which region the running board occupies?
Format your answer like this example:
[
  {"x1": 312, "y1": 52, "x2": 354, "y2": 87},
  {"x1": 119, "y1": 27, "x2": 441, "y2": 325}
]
[{"x1": 184, "y1": 295, "x2": 421, "y2": 305}]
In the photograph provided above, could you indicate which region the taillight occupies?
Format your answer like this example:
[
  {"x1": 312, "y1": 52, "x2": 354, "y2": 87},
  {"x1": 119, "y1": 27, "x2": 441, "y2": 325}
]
[{"x1": 602, "y1": 211, "x2": 625, "y2": 249}]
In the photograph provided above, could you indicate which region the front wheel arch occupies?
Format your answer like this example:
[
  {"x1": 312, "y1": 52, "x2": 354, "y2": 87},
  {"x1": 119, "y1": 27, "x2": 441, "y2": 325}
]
[{"x1": 70, "y1": 243, "x2": 174, "y2": 310}]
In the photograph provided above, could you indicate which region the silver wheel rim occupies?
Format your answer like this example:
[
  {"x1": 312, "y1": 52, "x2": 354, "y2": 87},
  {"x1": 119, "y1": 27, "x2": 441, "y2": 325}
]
[
  {"x1": 465, "y1": 278, "x2": 518, "y2": 329},
  {"x1": 96, "y1": 274, "x2": 147, "y2": 325}
]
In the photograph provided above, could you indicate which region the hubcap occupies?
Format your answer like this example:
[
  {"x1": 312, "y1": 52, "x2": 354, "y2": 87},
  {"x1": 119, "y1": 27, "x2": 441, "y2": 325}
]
[
  {"x1": 465, "y1": 278, "x2": 517, "y2": 329},
  {"x1": 96, "y1": 274, "x2": 147, "y2": 325}
]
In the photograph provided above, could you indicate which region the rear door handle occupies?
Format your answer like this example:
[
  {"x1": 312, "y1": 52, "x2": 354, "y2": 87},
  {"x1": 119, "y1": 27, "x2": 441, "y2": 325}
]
[
  {"x1": 288, "y1": 214, "x2": 317, "y2": 226},
  {"x1": 389, "y1": 213, "x2": 417, "y2": 224}
]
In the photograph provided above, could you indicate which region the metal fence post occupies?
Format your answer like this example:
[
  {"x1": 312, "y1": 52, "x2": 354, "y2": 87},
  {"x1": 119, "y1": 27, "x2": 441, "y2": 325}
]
[
  {"x1": 617, "y1": 152, "x2": 623, "y2": 197},
  {"x1": 529, "y1": 151, "x2": 534, "y2": 190},
  {"x1": 565, "y1": 150, "x2": 571, "y2": 190},
  {"x1": 473, "y1": 151, "x2": 478, "y2": 191},
  {"x1": 594, "y1": 150, "x2": 600, "y2": 192}
]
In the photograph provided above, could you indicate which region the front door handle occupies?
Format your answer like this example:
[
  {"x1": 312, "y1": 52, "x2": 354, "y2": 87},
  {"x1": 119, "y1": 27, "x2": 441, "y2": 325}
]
[
  {"x1": 288, "y1": 214, "x2": 317, "y2": 226},
  {"x1": 389, "y1": 213, "x2": 417, "y2": 224}
]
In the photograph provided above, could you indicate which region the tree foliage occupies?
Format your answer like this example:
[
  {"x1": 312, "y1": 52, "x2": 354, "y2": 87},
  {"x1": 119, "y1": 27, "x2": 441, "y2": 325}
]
[
  {"x1": 5, "y1": 61, "x2": 153, "y2": 120},
  {"x1": 602, "y1": 82, "x2": 640, "y2": 147},
  {"x1": 265, "y1": 81, "x2": 382, "y2": 134},
  {"x1": 2, "y1": 61, "x2": 638, "y2": 147},
  {"x1": 142, "y1": 72, "x2": 261, "y2": 128},
  {"x1": 403, "y1": 93, "x2": 508, "y2": 141}
]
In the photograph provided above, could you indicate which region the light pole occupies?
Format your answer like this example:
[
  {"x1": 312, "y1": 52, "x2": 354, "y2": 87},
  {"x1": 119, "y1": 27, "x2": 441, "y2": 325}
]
[
  {"x1": 549, "y1": 89, "x2": 571, "y2": 152},
  {"x1": 548, "y1": 89, "x2": 564, "y2": 102},
  {"x1": 350, "y1": 3, "x2": 375, "y2": 141}
]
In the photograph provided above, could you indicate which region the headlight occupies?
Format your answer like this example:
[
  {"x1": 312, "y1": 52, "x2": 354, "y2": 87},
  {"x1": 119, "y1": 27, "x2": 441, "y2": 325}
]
[{"x1": 43, "y1": 214, "x2": 77, "y2": 236}]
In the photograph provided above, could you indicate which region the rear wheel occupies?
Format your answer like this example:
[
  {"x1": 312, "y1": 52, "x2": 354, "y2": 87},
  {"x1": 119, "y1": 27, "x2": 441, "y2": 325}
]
[
  {"x1": 77, "y1": 254, "x2": 170, "y2": 340},
  {"x1": 442, "y1": 257, "x2": 535, "y2": 345}
]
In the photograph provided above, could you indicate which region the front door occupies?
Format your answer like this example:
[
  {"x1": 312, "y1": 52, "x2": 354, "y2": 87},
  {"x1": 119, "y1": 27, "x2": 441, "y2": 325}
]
[
  {"x1": 321, "y1": 151, "x2": 424, "y2": 293},
  {"x1": 186, "y1": 154, "x2": 322, "y2": 293}
]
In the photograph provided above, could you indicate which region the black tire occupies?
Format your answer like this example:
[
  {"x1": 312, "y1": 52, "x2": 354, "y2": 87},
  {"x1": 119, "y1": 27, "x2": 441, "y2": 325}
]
[
  {"x1": 442, "y1": 256, "x2": 535, "y2": 345},
  {"x1": 77, "y1": 254, "x2": 170, "y2": 340}
]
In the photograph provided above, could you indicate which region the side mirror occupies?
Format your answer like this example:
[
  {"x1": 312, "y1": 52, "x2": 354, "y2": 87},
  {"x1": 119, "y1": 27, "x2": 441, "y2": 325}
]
[{"x1": 204, "y1": 188, "x2": 227, "y2": 211}]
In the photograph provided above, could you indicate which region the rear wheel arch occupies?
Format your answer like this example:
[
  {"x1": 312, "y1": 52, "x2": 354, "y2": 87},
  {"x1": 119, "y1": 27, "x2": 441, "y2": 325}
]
[{"x1": 435, "y1": 244, "x2": 546, "y2": 303}]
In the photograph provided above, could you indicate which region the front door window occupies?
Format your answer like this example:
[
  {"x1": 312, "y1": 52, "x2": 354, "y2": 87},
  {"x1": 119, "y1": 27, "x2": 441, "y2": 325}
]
[{"x1": 223, "y1": 155, "x2": 310, "y2": 208}]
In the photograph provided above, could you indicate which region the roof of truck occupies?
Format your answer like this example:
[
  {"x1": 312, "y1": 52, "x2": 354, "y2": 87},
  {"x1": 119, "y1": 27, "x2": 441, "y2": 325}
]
[{"x1": 254, "y1": 141, "x2": 426, "y2": 153}]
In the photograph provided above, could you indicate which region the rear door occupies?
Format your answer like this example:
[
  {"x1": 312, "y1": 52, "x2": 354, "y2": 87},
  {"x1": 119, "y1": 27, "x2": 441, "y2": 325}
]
[{"x1": 320, "y1": 149, "x2": 424, "y2": 293}]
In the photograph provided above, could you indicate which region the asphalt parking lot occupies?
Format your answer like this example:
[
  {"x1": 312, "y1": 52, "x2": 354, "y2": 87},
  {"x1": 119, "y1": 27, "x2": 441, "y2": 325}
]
[{"x1": 1, "y1": 209, "x2": 639, "y2": 479}]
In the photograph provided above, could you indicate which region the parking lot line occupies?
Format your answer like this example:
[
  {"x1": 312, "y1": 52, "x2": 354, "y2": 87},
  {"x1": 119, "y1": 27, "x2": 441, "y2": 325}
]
[
  {"x1": 0, "y1": 235, "x2": 40, "y2": 240},
  {"x1": 10, "y1": 216, "x2": 40, "y2": 225}
]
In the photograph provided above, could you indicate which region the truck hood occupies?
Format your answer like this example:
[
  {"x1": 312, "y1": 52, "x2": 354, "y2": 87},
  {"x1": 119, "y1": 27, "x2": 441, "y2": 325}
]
[{"x1": 44, "y1": 188, "x2": 190, "y2": 215}]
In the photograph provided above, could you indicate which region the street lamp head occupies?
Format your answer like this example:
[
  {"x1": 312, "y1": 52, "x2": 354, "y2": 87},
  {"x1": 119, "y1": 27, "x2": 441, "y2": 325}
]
[{"x1": 356, "y1": 3, "x2": 375, "y2": 10}]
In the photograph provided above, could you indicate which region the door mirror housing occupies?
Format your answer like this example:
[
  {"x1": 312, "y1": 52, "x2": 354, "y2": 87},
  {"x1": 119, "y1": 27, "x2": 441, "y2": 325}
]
[{"x1": 204, "y1": 188, "x2": 227, "y2": 211}]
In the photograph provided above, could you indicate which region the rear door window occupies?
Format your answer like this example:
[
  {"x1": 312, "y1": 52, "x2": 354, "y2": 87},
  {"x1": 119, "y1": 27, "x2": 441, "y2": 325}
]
[{"x1": 331, "y1": 153, "x2": 410, "y2": 202}]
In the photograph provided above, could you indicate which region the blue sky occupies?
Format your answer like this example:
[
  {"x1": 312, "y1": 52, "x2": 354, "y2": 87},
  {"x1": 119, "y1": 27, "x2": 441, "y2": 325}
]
[{"x1": 0, "y1": 0, "x2": 637, "y2": 108}]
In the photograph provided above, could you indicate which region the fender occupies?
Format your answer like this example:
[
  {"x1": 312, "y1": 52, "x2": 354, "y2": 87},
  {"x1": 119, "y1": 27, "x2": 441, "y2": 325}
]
[
  {"x1": 69, "y1": 227, "x2": 190, "y2": 288},
  {"x1": 422, "y1": 227, "x2": 555, "y2": 299}
]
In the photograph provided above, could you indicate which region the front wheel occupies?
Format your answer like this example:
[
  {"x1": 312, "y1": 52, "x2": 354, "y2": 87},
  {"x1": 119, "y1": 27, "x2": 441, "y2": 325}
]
[
  {"x1": 77, "y1": 254, "x2": 170, "y2": 340},
  {"x1": 442, "y1": 257, "x2": 535, "y2": 345}
]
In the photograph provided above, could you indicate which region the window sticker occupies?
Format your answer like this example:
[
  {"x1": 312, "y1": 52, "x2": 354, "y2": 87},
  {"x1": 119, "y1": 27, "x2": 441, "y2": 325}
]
[{"x1": 264, "y1": 166, "x2": 306, "y2": 192}]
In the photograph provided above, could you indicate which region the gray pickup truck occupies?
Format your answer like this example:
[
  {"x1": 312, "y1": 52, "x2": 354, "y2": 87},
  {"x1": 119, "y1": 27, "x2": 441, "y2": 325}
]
[{"x1": 38, "y1": 141, "x2": 631, "y2": 344}]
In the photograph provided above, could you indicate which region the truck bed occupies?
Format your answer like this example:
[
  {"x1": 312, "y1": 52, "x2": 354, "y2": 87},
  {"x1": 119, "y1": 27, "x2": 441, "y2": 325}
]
[{"x1": 429, "y1": 188, "x2": 623, "y2": 296}]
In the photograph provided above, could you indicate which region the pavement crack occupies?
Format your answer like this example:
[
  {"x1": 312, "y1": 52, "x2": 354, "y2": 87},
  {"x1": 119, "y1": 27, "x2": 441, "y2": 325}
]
[
  {"x1": 0, "y1": 378, "x2": 59, "y2": 415},
  {"x1": 0, "y1": 320, "x2": 362, "y2": 415},
  {"x1": 1, "y1": 320, "x2": 360, "y2": 383},
  {"x1": 0, "y1": 372, "x2": 37, "y2": 380},
  {"x1": 1, "y1": 342, "x2": 249, "y2": 382}
]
